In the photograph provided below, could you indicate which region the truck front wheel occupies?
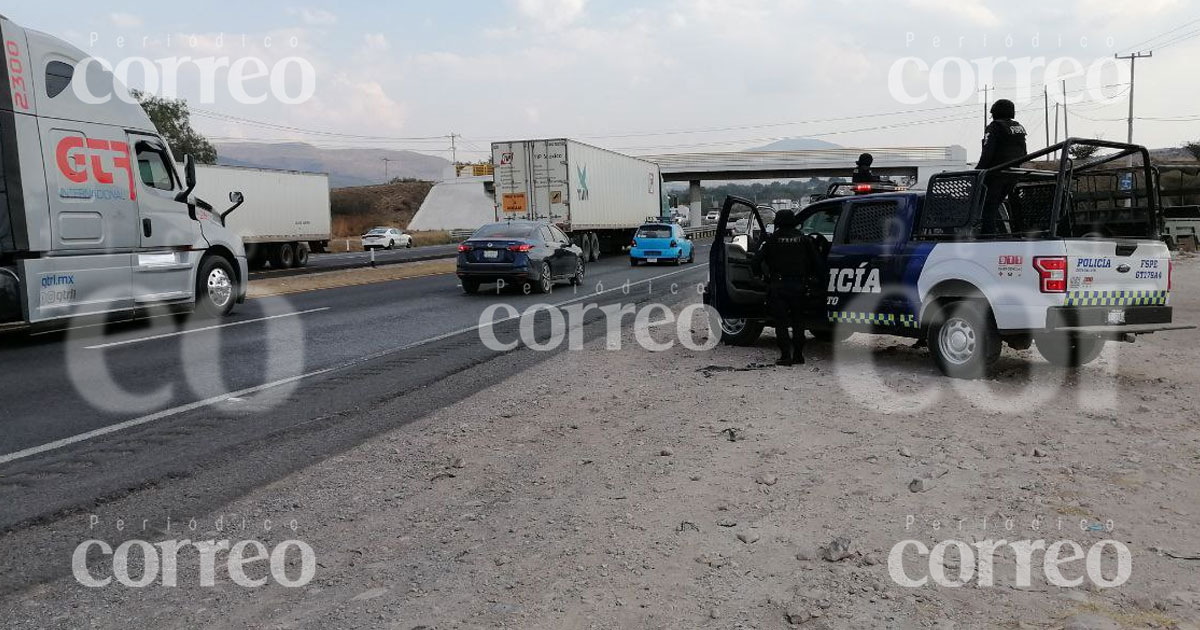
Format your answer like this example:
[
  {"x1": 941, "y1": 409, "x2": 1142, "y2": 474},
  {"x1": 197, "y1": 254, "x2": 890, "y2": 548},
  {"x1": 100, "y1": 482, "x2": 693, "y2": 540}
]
[
  {"x1": 718, "y1": 318, "x2": 764, "y2": 347},
  {"x1": 927, "y1": 300, "x2": 1001, "y2": 379},
  {"x1": 195, "y1": 256, "x2": 238, "y2": 318},
  {"x1": 1034, "y1": 334, "x2": 1105, "y2": 367}
]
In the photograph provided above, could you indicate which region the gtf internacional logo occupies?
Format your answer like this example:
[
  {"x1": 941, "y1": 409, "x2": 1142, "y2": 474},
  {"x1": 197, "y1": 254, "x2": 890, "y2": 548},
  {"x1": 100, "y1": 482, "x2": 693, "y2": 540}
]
[{"x1": 55, "y1": 134, "x2": 137, "y2": 201}]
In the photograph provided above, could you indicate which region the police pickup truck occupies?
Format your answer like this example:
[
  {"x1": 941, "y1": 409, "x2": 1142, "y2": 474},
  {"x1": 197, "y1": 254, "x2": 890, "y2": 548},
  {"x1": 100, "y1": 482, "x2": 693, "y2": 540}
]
[{"x1": 705, "y1": 139, "x2": 1192, "y2": 378}]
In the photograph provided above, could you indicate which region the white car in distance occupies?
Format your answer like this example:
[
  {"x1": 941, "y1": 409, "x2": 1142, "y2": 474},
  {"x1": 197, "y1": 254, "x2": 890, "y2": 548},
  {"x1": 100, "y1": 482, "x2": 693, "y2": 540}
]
[{"x1": 362, "y1": 227, "x2": 413, "y2": 250}]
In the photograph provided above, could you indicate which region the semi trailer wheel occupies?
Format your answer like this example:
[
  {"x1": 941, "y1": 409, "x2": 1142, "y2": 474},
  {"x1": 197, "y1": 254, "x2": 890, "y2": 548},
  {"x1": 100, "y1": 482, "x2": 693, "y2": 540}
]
[{"x1": 271, "y1": 242, "x2": 295, "y2": 269}]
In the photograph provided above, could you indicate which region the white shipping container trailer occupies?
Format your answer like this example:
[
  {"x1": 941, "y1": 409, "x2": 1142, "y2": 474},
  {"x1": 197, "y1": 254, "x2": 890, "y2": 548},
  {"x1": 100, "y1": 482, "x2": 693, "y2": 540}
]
[
  {"x1": 191, "y1": 164, "x2": 331, "y2": 269},
  {"x1": 491, "y1": 139, "x2": 667, "y2": 261}
]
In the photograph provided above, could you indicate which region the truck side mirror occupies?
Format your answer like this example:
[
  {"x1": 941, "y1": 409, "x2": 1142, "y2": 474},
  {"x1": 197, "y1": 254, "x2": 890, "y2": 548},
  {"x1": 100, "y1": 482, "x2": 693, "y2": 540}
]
[
  {"x1": 175, "y1": 154, "x2": 197, "y2": 204},
  {"x1": 219, "y1": 191, "x2": 245, "y2": 226},
  {"x1": 185, "y1": 155, "x2": 196, "y2": 190}
]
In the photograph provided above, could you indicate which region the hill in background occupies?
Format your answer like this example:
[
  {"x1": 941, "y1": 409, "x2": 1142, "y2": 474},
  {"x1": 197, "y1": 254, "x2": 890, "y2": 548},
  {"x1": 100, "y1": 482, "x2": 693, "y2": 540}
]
[
  {"x1": 329, "y1": 180, "x2": 436, "y2": 238},
  {"x1": 216, "y1": 142, "x2": 449, "y2": 188}
]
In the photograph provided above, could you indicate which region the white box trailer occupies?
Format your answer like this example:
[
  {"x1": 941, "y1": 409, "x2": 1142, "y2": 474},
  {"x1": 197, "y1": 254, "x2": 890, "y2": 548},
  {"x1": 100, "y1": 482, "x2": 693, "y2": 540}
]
[
  {"x1": 190, "y1": 164, "x2": 331, "y2": 269},
  {"x1": 491, "y1": 139, "x2": 666, "y2": 261}
]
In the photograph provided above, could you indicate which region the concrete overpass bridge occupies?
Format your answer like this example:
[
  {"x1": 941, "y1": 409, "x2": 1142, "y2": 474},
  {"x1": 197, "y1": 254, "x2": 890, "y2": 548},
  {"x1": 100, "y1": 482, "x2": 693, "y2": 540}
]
[{"x1": 643, "y1": 145, "x2": 969, "y2": 223}]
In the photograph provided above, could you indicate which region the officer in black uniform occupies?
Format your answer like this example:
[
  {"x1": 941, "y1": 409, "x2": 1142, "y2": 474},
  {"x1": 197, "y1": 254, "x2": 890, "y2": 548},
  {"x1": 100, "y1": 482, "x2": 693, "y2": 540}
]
[
  {"x1": 977, "y1": 99, "x2": 1028, "y2": 234},
  {"x1": 851, "y1": 152, "x2": 880, "y2": 183},
  {"x1": 759, "y1": 210, "x2": 822, "y2": 366}
]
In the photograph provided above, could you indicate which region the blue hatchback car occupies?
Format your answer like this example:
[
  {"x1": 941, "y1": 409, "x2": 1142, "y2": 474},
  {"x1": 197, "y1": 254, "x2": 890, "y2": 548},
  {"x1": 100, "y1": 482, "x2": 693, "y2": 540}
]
[{"x1": 629, "y1": 223, "x2": 694, "y2": 266}]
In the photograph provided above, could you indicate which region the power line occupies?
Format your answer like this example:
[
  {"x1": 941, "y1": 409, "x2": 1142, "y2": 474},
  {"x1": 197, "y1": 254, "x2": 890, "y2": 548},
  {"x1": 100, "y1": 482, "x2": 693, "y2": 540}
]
[
  {"x1": 1119, "y1": 16, "x2": 1200, "y2": 54},
  {"x1": 192, "y1": 108, "x2": 451, "y2": 142}
]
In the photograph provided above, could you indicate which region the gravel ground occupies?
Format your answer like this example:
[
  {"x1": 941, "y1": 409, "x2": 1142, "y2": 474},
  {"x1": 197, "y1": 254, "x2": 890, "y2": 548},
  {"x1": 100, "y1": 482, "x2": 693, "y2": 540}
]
[{"x1": 4, "y1": 257, "x2": 1200, "y2": 630}]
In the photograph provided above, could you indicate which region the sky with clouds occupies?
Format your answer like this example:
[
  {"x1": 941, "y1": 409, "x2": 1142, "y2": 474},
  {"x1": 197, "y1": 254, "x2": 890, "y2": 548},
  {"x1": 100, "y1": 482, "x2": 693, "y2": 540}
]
[{"x1": 7, "y1": 0, "x2": 1200, "y2": 161}]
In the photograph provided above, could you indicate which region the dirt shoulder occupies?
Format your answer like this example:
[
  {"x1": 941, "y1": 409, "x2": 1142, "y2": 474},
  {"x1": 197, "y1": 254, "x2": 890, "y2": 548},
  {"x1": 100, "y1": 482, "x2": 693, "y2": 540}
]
[{"x1": 5, "y1": 259, "x2": 1200, "y2": 630}]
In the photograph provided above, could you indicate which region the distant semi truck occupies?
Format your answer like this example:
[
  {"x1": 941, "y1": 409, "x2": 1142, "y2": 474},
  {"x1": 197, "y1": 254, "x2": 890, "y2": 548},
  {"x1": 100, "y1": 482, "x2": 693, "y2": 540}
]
[
  {"x1": 190, "y1": 164, "x2": 331, "y2": 269},
  {"x1": 491, "y1": 139, "x2": 667, "y2": 261}
]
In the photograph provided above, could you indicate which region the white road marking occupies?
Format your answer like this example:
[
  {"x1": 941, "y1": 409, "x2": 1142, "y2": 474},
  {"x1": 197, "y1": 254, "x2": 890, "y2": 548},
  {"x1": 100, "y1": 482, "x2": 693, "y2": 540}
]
[
  {"x1": 2, "y1": 263, "x2": 707, "y2": 464},
  {"x1": 0, "y1": 369, "x2": 334, "y2": 466},
  {"x1": 84, "y1": 307, "x2": 331, "y2": 350}
]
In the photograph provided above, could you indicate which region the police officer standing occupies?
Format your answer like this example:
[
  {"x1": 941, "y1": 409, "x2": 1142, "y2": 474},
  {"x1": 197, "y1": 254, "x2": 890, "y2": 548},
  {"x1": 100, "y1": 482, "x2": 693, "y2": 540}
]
[
  {"x1": 977, "y1": 99, "x2": 1028, "y2": 233},
  {"x1": 759, "y1": 210, "x2": 822, "y2": 366},
  {"x1": 851, "y1": 152, "x2": 881, "y2": 183}
]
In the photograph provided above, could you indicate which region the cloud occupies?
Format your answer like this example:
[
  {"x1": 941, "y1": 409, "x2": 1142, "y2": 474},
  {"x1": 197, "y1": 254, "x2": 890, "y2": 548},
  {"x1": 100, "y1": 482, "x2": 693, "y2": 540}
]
[
  {"x1": 109, "y1": 12, "x2": 143, "y2": 28},
  {"x1": 905, "y1": 0, "x2": 999, "y2": 27},
  {"x1": 363, "y1": 33, "x2": 390, "y2": 52},
  {"x1": 288, "y1": 7, "x2": 338, "y2": 26},
  {"x1": 513, "y1": 0, "x2": 588, "y2": 30}
]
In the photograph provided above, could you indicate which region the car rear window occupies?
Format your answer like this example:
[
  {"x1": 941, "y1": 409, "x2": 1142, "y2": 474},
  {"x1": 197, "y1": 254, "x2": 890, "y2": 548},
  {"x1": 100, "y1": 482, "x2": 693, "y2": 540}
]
[
  {"x1": 637, "y1": 226, "x2": 672, "y2": 238},
  {"x1": 473, "y1": 224, "x2": 536, "y2": 239}
]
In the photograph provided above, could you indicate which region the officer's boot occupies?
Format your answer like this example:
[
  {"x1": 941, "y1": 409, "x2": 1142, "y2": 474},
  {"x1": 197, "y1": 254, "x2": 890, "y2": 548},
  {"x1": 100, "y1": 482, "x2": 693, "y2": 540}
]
[
  {"x1": 775, "y1": 328, "x2": 794, "y2": 367},
  {"x1": 792, "y1": 337, "x2": 807, "y2": 366}
]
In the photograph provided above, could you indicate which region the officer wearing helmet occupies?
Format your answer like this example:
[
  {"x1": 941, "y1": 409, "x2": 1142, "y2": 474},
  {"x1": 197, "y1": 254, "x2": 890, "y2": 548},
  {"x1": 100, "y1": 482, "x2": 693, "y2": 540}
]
[
  {"x1": 977, "y1": 99, "x2": 1027, "y2": 169},
  {"x1": 977, "y1": 99, "x2": 1028, "y2": 234},
  {"x1": 851, "y1": 152, "x2": 881, "y2": 183},
  {"x1": 759, "y1": 209, "x2": 822, "y2": 366}
]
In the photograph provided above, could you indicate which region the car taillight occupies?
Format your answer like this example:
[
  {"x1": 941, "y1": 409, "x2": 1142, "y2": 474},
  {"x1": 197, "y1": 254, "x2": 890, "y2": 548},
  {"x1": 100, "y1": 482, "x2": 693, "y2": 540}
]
[
  {"x1": 507, "y1": 244, "x2": 533, "y2": 253},
  {"x1": 669, "y1": 240, "x2": 678, "y2": 248},
  {"x1": 631, "y1": 239, "x2": 638, "y2": 247},
  {"x1": 1033, "y1": 256, "x2": 1068, "y2": 293},
  {"x1": 854, "y1": 184, "x2": 872, "y2": 193},
  {"x1": 458, "y1": 243, "x2": 472, "y2": 252}
]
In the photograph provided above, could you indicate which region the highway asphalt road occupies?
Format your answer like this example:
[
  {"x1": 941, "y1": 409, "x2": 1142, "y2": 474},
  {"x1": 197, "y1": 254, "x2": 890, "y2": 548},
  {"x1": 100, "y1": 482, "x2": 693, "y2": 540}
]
[
  {"x1": 0, "y1": 244, "x2": 713, "y2": 592},
  {"x1": 249, "y1": 243, "x2": 461, "y2": 279}
]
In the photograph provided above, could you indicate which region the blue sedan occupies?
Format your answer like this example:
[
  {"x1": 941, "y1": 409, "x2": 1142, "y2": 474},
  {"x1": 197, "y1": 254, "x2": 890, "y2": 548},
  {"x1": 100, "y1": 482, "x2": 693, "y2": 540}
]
[{"x1": 629, "y1": 223, "x2": 695, "y2": 266}]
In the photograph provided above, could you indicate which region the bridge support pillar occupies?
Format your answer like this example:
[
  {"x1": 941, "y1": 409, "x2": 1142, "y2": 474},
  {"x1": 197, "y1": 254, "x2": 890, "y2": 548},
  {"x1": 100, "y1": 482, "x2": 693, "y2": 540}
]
[{"x1": 688, "y1": 180, "x2": 702, "y2": 227}]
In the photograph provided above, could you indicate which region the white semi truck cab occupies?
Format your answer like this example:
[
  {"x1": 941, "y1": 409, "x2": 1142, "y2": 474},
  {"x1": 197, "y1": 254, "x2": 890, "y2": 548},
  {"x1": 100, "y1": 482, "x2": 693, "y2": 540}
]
[{"x1": 0, "y1": 15, "x2": 248, "y2": 330}]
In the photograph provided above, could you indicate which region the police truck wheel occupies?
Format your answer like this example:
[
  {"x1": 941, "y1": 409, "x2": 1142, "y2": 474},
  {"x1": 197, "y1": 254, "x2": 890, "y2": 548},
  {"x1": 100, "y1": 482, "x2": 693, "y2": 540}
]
[
  {"x1": 195, "y1": 256, "x2": 237, "y2": 318},
  {"x1": 927, "y1": 300, "x2": 1000, "y2": 379},
  {"x1": 272, "y1": 243, "x2": 295, "y2": 269},
  {"x1": 1034, "y1": 334, "x2": 1105, "y2": 367},
  {"x1": 718, "y1": 318, "x2": 764, "y2": 347},
  {"x1": 293, "y1": 243, "x2": 309, "y2": 267}
]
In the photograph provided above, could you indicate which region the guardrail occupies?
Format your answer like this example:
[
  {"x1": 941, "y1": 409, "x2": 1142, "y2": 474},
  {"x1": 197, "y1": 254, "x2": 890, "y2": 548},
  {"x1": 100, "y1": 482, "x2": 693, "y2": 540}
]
[{"x1": 449, "y1": 229, "x2": 474, "y2": 241}]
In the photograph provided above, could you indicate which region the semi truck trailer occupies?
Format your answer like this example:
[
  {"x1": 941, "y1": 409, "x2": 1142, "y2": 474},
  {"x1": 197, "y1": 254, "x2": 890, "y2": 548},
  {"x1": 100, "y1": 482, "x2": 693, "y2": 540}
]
[
  {"x1": 491, "y1": 139, "x2": 667, "y2": 262},
  {"x1": 0, "y1": 15, "x2": 249, "y2": 330},
  {"x1": 191, "y1": 164, "x2": 331, "y2": 269}
]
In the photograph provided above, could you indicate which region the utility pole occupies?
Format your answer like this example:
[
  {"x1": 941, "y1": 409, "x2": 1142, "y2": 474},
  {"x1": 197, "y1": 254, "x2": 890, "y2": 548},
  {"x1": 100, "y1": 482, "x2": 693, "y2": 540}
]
[
  {"x1": 381, "y1": 157, "x2": 397, "y2": 181},
  {"x1": 1053, "y1": 102, "x2": 1060, "y2": 158},
  {"x1": 449, "y1": 133, "x2": 461, "y2": 165},
  {"x1": 1061, "y1": 80, "x2": 1069, "y2": 140},
  {"x1": 982, "y1": 85, "x2": 990, "y2": 132},
  {"x1": 1043, "y1": 85, "x2": 1051, "y2": 159},
  {"x1": 1115, "y1": 51, "x2": 1152, "y2": 144}
]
